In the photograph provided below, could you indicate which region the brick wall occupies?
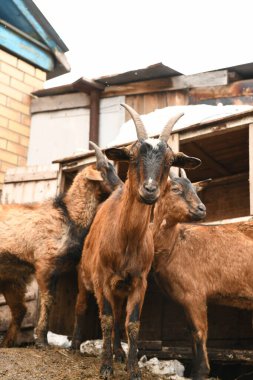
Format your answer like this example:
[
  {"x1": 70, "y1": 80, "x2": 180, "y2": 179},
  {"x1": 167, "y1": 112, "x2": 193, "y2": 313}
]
[{"x1": 0, "y1": 49, "x2": 46, "y2": 189}]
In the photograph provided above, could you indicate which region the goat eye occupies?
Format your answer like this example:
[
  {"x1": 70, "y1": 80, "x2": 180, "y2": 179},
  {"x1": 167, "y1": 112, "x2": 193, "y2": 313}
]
[{"x1": 172, "y1": 187, "x2": 182, "y2": 194}]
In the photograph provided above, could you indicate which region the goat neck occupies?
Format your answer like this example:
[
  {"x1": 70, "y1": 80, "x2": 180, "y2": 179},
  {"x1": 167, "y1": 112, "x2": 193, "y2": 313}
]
[
  {"x1": 63, "y1": 173, "x2": 99, "y2": 228},
  {"x1": 152, "y1": 192, "x2": 180, "y2": 262},
  {"x1": 119, "y1": 178, "x2": 152, "y2": 241}
]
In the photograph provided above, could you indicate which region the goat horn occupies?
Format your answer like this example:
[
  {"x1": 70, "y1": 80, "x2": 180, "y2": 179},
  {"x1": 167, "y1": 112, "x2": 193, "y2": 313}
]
[
  {"x1": 180, "y1": 168, "x2": 188, "y2": 178},
  {"x1": 89, "y1": 141, "x2": 108, "y2": 167},
  {"x1": 121, "y1": 103, "x2": 148, "y2": 141},
  {"x1": 159, "y1": 112, "x2": 184, "y2": 142},
  {"x1": 169, "y1": 169, "x2": 177, "y2": 179}
]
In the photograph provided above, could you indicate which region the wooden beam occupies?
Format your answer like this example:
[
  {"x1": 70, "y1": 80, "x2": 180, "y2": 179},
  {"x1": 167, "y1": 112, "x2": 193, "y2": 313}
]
[
  {"x1": 203, "y1": 215, "x2": 253, "y2": 225},
  {"x1": 189, "y1": 79, "x2": 253, "y2": 102},
  {"x1": 179, "y1": 117, "x2": 253, "y2": 143},
  {"x1": 190, "y1": 142, "x2": 230, "y2": 176},
  {"x1": 31, "y1": 93, "x2": 90, "y2": 113},
  {"x1": 101, "y1": 70, "x2": 229, "y2": 98},
  {"x1": 249, "y1": 123, "x2": 253, "y2": 215},
  {"x1": 202, "y1": 172, "x2": 248, "y2": 186}
]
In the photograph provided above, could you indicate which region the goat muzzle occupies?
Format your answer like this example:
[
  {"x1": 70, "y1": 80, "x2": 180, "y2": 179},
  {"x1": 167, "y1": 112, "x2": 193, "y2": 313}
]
[
  {"x1": 189, "y1": 203, "x2": 206, "y2": 221},
  {"x1": 139, "y1": 180, "x2": 160, "y2": 205}
]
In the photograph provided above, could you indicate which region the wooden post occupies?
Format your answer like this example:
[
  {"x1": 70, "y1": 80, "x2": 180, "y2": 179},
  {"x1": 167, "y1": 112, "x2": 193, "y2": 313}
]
[
  {"x1": 89, "y1": 90, "x2": 100, "y2": 148},
  {"x1": 249, "y1": 124, "x2": 253, "y2": 215}
]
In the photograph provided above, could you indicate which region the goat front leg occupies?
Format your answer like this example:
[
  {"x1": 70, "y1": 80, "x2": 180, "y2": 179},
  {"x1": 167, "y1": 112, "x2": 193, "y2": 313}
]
[
  {"x1": 98, "y1": 294, "x2": 114, "y2": 380},
  {"x1": 1, "y1": 282, "x2": 27, "y2": 347},
  {"x1": 184, "y1": 299, "x2": 210, "y2": 380},
  {"x1": 112, "y1": 296, "x2": 126, "y2": 362},
  {"x1": 35, "y1": 269, "x2": 56, "y2": 347},
  {"x1": 125, "y1": 282, "x2": 146, "y2": 380}
]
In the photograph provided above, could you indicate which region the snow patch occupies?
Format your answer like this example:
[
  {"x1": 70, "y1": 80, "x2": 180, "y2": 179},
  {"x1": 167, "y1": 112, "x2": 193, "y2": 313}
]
[{"x1": 47, "y1": 331, "x2": 71, "y2": 348}]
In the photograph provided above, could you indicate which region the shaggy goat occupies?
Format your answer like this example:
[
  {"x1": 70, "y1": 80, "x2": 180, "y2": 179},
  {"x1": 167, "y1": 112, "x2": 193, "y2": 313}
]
[
  {"x1": 72, "y1": 103, "x2": 201, "y2": 380},
  {"x1": 152, "y1": 170, "x2": 253, "y2": 380},
  {"x1": 0, "y1": 142, "x2": 121, "y2": 348}
]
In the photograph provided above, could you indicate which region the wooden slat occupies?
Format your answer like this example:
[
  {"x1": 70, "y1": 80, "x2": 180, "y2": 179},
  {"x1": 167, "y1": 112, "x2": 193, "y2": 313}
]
[
  {"x1": 250, "y1": 123, "x2": 253, "y2": 215},
  {"x1": 138, "y1": 340, "x2": 162, "y2": 350},
  {"x1": 31, "y1": 93, "x2": 90, "y2": 113},
  {"x1": 4, "y1": 170, "x2": 58, "y2": 184}
]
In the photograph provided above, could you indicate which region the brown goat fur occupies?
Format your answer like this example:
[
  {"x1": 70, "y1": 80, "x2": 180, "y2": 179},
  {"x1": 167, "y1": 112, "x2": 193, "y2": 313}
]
[
  {"x1": 152, "y1": 172, "x2": 253, "y2": 380},
  {"x1": 72, "y1": 104, "x2": 201, "y2": 380},
  {"x1": 0, "y1": 144, "x2": 121, "y2": 348}
]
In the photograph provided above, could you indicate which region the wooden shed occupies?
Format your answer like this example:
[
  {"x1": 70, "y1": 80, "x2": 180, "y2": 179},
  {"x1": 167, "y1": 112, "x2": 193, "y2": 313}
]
[{"x1": 45, "y1": 105, "x2": 253, "y2": 365}]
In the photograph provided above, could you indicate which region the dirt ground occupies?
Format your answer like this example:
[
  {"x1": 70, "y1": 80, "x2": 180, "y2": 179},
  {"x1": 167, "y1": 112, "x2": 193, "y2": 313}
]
[{"x1": 0, "y1": 346, "x2": 174, "y2": 380}]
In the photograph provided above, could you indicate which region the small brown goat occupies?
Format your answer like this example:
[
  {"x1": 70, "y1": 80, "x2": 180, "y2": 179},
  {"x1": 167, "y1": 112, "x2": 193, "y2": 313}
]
[
  {"x1": 152, "y1": 170, "x2": 253, "y2": 380},
  {"x1": 72, "y1": 103, "x2": 201, "y2": 380},
  {"x1": 0, "y1": 142, "x2": 122, "y2": 348}
]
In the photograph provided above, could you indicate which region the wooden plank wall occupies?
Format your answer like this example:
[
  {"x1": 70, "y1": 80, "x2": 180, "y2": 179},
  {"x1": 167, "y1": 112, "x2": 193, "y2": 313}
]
[
  {"x1": 125, "y1": 90, "x2": 188, "y2": 118},
  {"x1": 200, "y1": 176, "x2": 250, "y2": 222},
  {"x1": 1, "y1": 164, "x2": 59, "y2": 204},
  {"x1": 121, "y1": 78, "x2": 253, "y2": 112}
]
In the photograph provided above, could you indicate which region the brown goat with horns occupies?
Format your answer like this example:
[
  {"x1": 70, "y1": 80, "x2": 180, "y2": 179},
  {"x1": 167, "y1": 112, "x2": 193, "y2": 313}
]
[
  {"x1": 0, "y1": 142, "x2": 121, "y2": 347},
  {"x1": 153, "y1": 169, "x2": 253, "y2": 380},
  {"x1": 72, "y1": 103, "x2": 201, "y2": 380}
]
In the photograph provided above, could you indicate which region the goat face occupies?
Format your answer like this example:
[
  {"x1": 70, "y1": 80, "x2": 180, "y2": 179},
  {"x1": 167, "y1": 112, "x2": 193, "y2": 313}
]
[
  {"x1": 133, "y1": 138, "x2": 172, "y2": 204},
  {"x1": 105, "y1": 140, "x2": 202, "y2": 205},
  {"x1": 166, "y1": 169, "x2": 211, "y2": 222},
  {"x1": 105, "y1": 103, "x2": 202, "y2": 205},
  {"x1": 88, "y1": 141, "x2": 123, "y2": 198},
  {"x1": 97, "y1": 160, "x2": 123, "y2": 197}
]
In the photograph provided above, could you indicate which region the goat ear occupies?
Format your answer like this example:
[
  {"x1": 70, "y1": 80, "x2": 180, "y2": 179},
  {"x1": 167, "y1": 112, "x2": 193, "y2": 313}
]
[
  {"x1": 84, "y1": 167, "x2": 103, "y2": 181},
  {"x1": 194, "y1": 178, "x2": 212, "y2": 192},
  {"x1": 172, "y1": 152, "x2": 201, "y2": 169},
  {"x1": 104, "y1": 147, "x2": 130, "y2": 162}
]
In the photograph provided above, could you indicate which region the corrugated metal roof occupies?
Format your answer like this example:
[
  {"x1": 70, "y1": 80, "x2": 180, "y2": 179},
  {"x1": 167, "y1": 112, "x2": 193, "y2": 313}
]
[
  {"x1": 32, "y1": 63, "x2": 182, "y2": 97},
  {"x1": 94, "y1": 62, "x2": 182, "y2": 86},
  {"x1": 226, "y1": 62, "x2": 253, "y2": 79},
  {"x1": 33, "y1": 77, "x2": 105, "y2": 97},
  {"x1": 33, "y1": 60, "x2": 253, "y2": 97}
]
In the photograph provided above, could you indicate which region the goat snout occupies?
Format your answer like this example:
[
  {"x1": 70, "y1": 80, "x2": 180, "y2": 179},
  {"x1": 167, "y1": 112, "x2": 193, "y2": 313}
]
[
  {"x1": 190, "y1": 203, "x2": 206, "y2": 220},
  {"x1": 139, "y1": 180, "x2": 160, "y2": 204},
  {"x1": 144, "y1": 181, "x2": 157, "y2": 193},
  {"x1": 198, "y1": 203, "x2": 206, "y2": 213}
]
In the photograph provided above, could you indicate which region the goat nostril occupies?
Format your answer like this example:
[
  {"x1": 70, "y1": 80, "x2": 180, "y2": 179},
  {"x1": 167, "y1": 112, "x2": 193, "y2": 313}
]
[
  {"x1": 198, "y1": 204, "x2": 206, "y2": 212},
  {"x1": 144, "y1": 184, "x2": 157, "y2": 193}
]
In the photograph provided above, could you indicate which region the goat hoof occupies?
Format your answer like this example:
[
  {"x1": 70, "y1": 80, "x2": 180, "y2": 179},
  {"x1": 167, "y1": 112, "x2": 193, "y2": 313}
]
[
  {"x1": 129, "y1": 372, "x2": 142, "y2": 380},
  {"x1": 35, "y1": 339, "x2": 48, "y2": 349},
  {"x1": 0, "y1": 338, "x2": 15, "y2": 348},
  {"x1": 114, "y1": 348, "x2": 126, "y2": 362},
  {"x1": 100, "y1": 364, "x2": 113, "y2": 379}
]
